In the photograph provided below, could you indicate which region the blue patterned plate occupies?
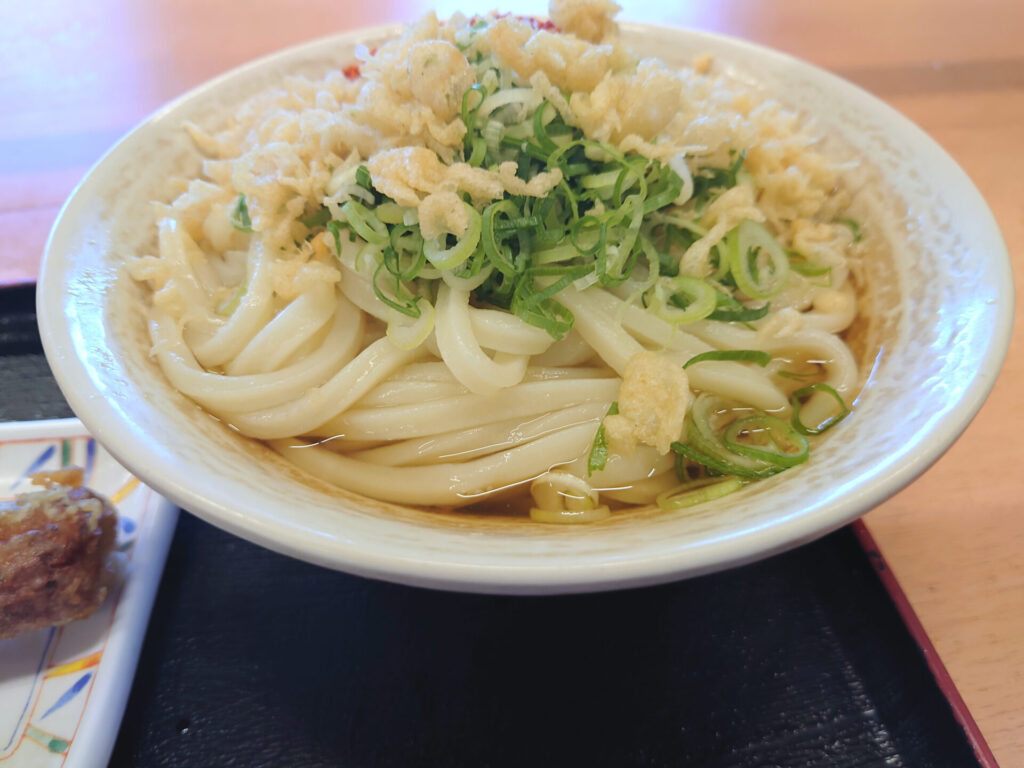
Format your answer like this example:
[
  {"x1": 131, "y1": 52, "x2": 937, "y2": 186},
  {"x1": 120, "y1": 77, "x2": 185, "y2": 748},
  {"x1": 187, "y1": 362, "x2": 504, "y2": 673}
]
[{"x1": 0, "y1": 419, "x2": 177, "y2": 768}]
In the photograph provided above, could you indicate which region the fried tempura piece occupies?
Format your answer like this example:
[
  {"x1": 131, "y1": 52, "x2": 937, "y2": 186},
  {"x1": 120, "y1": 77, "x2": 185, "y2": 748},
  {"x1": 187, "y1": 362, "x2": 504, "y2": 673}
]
[{"x1": 0, "y1": 469, "x2": 118, "y2": 641}]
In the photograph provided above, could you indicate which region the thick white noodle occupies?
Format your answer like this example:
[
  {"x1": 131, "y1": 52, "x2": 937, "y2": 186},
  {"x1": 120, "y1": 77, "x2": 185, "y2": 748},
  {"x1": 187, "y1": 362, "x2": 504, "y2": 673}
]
[
  {"x1": 217, "y1": 336, "x2": 425, "y2": 439},
  {"x1": 565, "y1": 445, "x2": 675, "y2": 488},
  {"x1": 147, "y1": 294, "x2": 363, "y2": 412},
  {"x1": 529, "y1": 330, "x2": 595, "y2": 366},
  {"x1": 153, "y1": 219, "x2": 222, "y2": 341},
  {"x1": 269, "y1": 422, "x2": 598, "y2": 506},
  {"x1": 602, "y1": 472, "x2": 680, "y2": 504},
  {"x1": 684, "y1": 324, "x2": 857, "y2": 397},
  {"x1": 225, "y1": 281, "x2": 336, "y2": 375},
  {"x1": 337, "y1": 263, "x2": 391, "y2": 322},
  {"x1": 160, "y1": 216, "x2": 218, "y2": 292},
  {"x1": 560, "y1": 286, "x2": 788, "y2": 412},
  {"x1": 383, "y1": 361, "x2": 463, "y2": 382},
  {"x1": 800, "y1": 284, "x2": 858, "y2": 334},
  {"x1": 469, "y1": 307, "x2": 554, "y2": 355},
  {"x1": 354, "y1": 379, "x2": 469, "y2": 408},
  {"x1": 531, "y1": 471, "x2": 600, "y2": 511},
  {"x1": 321, "y1": 378, "x2": 619, "y2": 441},
  {"x1": 556, "y1": 286, "x2": 645, "y2": 375},
  {"x1": 351, "y1": 402, "x2": 608, "y2": 466},
  {"x1": 686, "y1": 322, "x2": 858, "y2": 424},
  {"x1": 190, "y1": 240, "x2": 276, "y2": 368},
  {"x1": 435, "y1": 284, "x2": 529, "y2": 395},
  {"x1": 524, "y1": 366, "x2": 614, "y2": 381}
]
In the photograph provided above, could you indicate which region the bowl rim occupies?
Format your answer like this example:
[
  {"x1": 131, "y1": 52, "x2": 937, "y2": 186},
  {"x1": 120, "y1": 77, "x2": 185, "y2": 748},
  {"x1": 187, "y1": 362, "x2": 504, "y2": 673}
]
[{"x1": 37, "y1": 21, "x2": 1015, "y2": 594}]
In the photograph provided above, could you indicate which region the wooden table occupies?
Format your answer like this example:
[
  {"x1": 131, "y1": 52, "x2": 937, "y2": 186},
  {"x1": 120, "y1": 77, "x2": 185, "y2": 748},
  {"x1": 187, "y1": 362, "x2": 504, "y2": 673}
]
[{"x1": 3, "y1": 1, "x2": 1021, "y2": 763}]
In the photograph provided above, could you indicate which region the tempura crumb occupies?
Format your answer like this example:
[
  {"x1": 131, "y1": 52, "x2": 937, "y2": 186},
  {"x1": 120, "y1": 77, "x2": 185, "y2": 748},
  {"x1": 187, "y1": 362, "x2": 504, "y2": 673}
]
[
  {"x1": 549, "y1": 0, "x2": 622, "y2": 43},
  {"x1": 605, "y1": 351, "x2": 691, "y2": 456}
]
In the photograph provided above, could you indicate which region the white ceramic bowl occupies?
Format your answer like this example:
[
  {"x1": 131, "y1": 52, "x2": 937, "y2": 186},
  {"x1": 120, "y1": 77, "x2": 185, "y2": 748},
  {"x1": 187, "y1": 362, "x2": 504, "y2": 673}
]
[{"x1": 37, "y1": 23, "x2": 1013, "y2": 594}]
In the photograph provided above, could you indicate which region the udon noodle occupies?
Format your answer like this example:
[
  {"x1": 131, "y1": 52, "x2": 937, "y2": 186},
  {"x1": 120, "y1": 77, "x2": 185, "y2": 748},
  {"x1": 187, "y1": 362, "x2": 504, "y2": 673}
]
[{"x1": 130, "y1": 1, "x2": 866, "y2": 522}]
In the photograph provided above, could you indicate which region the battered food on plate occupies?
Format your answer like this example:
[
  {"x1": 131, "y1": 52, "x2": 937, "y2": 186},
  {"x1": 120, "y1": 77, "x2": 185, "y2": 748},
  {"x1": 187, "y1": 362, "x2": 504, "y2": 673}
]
[{"x1": 0, "y1": 468, "x2": 118, "y2": 641}]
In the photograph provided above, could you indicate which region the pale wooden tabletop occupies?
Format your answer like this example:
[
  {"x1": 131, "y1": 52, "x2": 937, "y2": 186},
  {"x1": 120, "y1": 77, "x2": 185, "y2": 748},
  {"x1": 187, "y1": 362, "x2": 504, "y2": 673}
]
[{"x1": 3, "y1": 0, "x2": 1021, "y2": 763}]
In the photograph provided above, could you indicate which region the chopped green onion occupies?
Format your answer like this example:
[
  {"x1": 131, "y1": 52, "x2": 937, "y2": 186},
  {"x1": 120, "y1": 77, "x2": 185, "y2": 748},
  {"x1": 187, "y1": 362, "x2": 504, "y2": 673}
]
[
  {"x1": 776, "y1": 368, "x2": 821, "y2": 382},
  {"x1": 587, "y1": 402, "x2": 619, "y2": 475},
  {"x1": 375, "y1": 202, "x2": 407, "y2": 225},
  {"x1": 483, "y1": 119, "x2": 504, "y2": 159},
  {"x1": 642, "y1": 165, "x2": 684, "y2": 213},
  {"x1": 787, "y1": 249, "x2": 832, "y2": 277},
  {"x1": 326, "y1": 220, "x2": 345, "y2": 256},
  {"x1": 298, "y1": 206, "x2": 330, "y2": 229},
  {"x1": 569, "y1": 215, "x2": 606, "y2": 257},
  {"x1": 706, "y1": 291, "x2": 770, "y2": 323},
  {"x1": 674, "y1": 394, "x2": 787, "y2": 479},
  {"x1": 482, "y1": 199, "x2": 528, "y2": 277},
  {"x1": 656, "y1": 476, "x2": 745, "y2": 510},
  {"x1": 790, "y1": 383, "x2": 850, "y2": 435},
  {"x1": 683, "y1": 350, "x2": 772, "y2": 368},
  {"x1": 494, "y1": 214, "x2": 541, "y2": 232},
  {"x1": 691, "y1": 149, "x2": 746, "y2": 206},
  {"x1": 467, "y1": 135, "x2": 487, "y2": 166},
  {"x1": 386, "y1": 300, "x2": 435, "y2": 350},
  {"x1": 215, "y1": 280, "x2": 247, "y2": 316},
  {"x1": 372, "y1": 261, "x2": 422, "y2": 319},
  {"x1": 341, "y1": 200, "x2": 389, "y2": 247},
  {"x1": 509, "y1": 264, "x2": 590, "y2": 338},
  {"x1": 355, "y1": 165, "x2": 374, "y2": 191},
  {"x1": 723, "y1": 414, "x2": 809, "y2": 468},
  {"x1": 671, "y1": 441, "x2": 778, "y2": 480},
  {"x1": 647, "y1": 275, "x2": 717, "y2": 325},
  {"x1": 728, "y1": 219, "x2": 790, "y2": 299},
  {"x1": 230, "y1": 195, "x2": 252, "y2": 233},
  {"x1": 423, "y1": 203, "x2": 482, "y2": 271},
  {"x1": 383, "y1": 235, "x2": 425, "y2": 282},
  {"x1": 461, "y1": 83, "x2": 486, "y2": 135},
  {"x1": 532, "y1": 100, "x2": 558, "y2": 153},
  {"x1": 836, "y1": 217, "x2": 863, "y2": 242}
]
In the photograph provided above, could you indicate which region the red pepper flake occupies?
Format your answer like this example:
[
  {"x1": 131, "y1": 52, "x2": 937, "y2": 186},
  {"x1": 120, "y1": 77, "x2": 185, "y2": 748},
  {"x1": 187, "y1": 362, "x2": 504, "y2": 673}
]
[
  {"x1": 343, "y1": 64, "x2": 361, "y2": 80},
  {"x1": 519, "y1": 16, "x2": 559, "y2": 31}
]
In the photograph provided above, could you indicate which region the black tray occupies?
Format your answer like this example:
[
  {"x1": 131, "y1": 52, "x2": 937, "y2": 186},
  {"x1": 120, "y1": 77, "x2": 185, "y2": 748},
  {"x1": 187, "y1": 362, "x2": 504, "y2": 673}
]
[{"x1": 1, "y1": 284, "x2": 987, "y2": 767}]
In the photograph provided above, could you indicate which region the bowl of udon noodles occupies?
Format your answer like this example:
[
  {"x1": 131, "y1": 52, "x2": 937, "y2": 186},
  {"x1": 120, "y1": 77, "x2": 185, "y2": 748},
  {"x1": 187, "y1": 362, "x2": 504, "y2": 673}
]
[{"x1": 38, "y1": 3, "x2": 1012, "y2": 593}]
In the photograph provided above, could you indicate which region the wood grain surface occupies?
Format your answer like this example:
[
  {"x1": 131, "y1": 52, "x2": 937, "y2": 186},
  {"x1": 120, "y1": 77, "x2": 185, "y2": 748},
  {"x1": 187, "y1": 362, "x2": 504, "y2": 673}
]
[{"x1": 3, "y1": 1, "x2": 1021, "y2": 763}]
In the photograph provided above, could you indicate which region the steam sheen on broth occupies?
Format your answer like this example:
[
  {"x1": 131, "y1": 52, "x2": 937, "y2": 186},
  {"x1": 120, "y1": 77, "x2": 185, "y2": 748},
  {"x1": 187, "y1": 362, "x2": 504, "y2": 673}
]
[{"x1": 129, "y1": 1, "x2": 867, "y2": 523}]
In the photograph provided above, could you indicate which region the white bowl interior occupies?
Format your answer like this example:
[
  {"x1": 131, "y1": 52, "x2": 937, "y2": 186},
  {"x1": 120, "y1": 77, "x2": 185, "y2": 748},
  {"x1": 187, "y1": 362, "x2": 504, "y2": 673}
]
[{"x1": 37, "y1": 24, "x2": 1013, "y2": 593}]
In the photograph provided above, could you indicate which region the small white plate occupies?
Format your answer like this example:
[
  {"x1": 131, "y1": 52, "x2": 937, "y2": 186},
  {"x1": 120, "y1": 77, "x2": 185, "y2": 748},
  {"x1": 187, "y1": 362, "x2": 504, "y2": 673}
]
[{"x1": 0, "y1": 419, "x2": 177, "y2": 768}]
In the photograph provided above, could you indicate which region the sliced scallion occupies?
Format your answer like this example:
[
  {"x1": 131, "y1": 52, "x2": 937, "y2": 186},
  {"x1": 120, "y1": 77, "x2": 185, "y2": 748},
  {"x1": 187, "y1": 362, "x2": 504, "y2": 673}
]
[
  {"x1": 729, "y1": 219, "x2": 790, "y2": 299},
  {"x1": 298, "y1": 206, "x2": 330, "y2": 229},
  {"x1": 836, "y1": 217, "x2": 863, "y2": 242},
  {"x1": 230, "y1": 195, "x2": 252, "y2": 233},
  {"x1": 215, "y1": 280, "x2": 247, "y2": 316},
  {"x1": 723, "y1": 414, "x2": 809, "y2": 468},
  {"x1": 587, "y1": 402, "x2": 619, "y2": 475},
  {"x1": 790, "y1": 383, "x2": 850, "y2": 435},
  {"x1": 341, "y1": 200, "x2": 389, "y2": 247},
  {"x1": 423, "y1": 203, "x2": 482, "y2": 271},
  {"x1": 787, "y1": 249, "x2": 832, "y2": 277},
  {"x1": 647, "y1": 275, "x2": 717, "y2": 325},
  {"x1": 656, "y1": 476, "x2": 745, "y2": 510},
  {"x1": 683, "y1": 350, "x2": 772, "y2": 369}
]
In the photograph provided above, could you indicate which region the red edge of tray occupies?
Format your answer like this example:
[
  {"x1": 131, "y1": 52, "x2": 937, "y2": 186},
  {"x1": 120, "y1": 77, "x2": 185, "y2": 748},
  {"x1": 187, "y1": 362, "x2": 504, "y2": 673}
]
[{"x1": 851, "y1": 519, "x2": 1000, "y2": 768}]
